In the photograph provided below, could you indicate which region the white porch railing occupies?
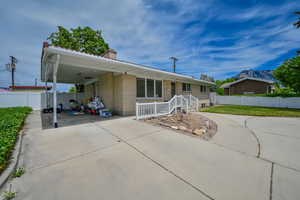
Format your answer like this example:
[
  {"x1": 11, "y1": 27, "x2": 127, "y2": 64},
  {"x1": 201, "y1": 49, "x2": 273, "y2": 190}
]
[
  {"x1": 183, "y1": 94, "x2": 199, "y2": 112},
  {"x1": 136, "y1": 94, "x2": 199, "y2": 120}
]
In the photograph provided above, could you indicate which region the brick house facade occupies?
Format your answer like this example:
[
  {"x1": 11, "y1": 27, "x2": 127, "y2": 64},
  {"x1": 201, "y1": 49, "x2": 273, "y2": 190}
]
[{"x1": 221, "y1": 78, "x2": 274, "y2": 95}]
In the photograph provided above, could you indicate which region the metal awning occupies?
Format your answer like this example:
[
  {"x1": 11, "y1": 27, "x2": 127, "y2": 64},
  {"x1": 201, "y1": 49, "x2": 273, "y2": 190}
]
[{"x1": 41, "y1": 46, "x2": 215, "y2": 85}]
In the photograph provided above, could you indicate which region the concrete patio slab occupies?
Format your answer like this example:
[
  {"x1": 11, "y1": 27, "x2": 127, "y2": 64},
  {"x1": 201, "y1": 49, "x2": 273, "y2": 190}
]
[
  {"x1": 41, "y1": 112, "x2": 121, "y2": 129},
  {"x1": 273, "y1": 165, "x2": 300, "y2": 200},
  {"x1": 12, "y1": 143, "x2": 208, "y2": 200},
  {"x1": 129, "y1": 129, "x2": 271, "y2": 200},
  {"x1": 95, "y1": 117, "x2": 162, "y2": 141}
]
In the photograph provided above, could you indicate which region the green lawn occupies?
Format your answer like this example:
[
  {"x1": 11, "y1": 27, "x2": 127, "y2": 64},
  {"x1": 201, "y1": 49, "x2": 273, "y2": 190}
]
[
  {"x1": 202, "y1": 105, "x2": 300, "y2": 117},
  {"x1": 0, "y1": 107, "x2": 32, "y2": 174}
]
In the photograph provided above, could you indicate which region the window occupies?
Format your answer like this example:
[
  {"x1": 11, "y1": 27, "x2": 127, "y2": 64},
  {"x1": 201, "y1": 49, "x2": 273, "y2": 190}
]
[
  {"x1": 147, "y1": 79, "x2": 154, "y2": 97},
  {"x1": 200, "y1": 85, "x2": 206, "y2": 93},
  {"x1": 136, "y1": 78, "x2": 163, "y2": 98},
  {"x1": 182, "y1": 83, "x2": 191, "y2": 92},
  {"x1": 155, "y1": 80, "x2": 162, "y2": 98},
  {"x1": 137, "y1": 78, "x2": 145, "y2": 97}
]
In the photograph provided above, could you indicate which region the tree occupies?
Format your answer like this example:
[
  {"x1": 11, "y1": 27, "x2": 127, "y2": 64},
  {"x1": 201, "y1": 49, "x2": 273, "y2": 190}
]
[
  {"x1": 294, "y1": 11, "x2": 300, "y2": 28},
  {"x1": 69, "y1": 86, "x2": 76, "y2": 93},
  {"x1": 68, "y1": 84, "x2": 84, "y2": 93},
  {"x1": 47, "y1": 26, "x2": 109, "y2": 55},
  {"x1": 215, "y1": 78, "x2": 236, "y2": 87},
  {"x1": 274, "y1": 56, "x2": 300, "y2": 93}
]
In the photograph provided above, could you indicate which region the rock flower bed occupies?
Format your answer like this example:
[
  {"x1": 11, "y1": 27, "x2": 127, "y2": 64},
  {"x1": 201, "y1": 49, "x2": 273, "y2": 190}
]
[
  {"x1": 0, "y1": 107, "x2": 32, "y2": 174},
  {"x1": 145, "y1": 112, "x2": 217, "y2": 140}
]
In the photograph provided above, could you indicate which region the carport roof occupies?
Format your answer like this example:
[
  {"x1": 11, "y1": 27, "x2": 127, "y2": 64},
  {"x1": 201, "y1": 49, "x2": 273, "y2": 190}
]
[{"x1": 41, "y1": 45, "x2": 215, "y2": 85}]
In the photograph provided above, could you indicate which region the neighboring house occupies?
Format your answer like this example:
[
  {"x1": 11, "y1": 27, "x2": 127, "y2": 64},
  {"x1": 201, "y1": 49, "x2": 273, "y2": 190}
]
[
  {"x1": 220, "y1": 77, "x2": 274, "y2": 95},
  {"x1": 41, "y1": 42, "x2": 215, "y2": 116},
  {"x1": 9, "y1": 85, "x2": 52, "y2": 93}
]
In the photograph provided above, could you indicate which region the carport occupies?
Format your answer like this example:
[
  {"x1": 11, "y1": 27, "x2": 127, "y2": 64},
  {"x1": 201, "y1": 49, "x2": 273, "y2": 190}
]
[
  {"x1": 41, "y1": 44, "x2": 128, "y2": 128},
  {"x1": 41, "y1": 44, "x2": 137, "y2": 128}
]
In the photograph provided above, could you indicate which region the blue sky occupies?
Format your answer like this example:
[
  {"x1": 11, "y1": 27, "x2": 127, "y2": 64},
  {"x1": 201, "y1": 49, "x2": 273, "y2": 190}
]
[{"x1": 0, "y1": 0, "x2": 299, "y2": 90}]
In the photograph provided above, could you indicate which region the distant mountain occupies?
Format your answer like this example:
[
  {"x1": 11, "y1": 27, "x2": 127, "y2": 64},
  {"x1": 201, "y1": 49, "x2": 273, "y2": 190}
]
[{"x1": 233, "y1": 70, "x2": 276, "y2": 81}]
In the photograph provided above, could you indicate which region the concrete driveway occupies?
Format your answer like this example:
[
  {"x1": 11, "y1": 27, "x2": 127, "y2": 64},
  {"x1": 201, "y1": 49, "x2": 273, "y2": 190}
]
[
  {"x1": 3, "y1": 111, "x2": 300, "y2": 200},
  {"x1": 200, "y1": 112, "x2": 300, "y2": 200}
]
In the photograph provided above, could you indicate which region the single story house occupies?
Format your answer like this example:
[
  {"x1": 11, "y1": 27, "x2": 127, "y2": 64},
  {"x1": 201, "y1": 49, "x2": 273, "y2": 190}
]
[
  {"x1": 9, "y1": 85, "x2": 52, "y2": 93},
  {"x1": 41, "y1": 42, "x2": 214, "y2": 126},
  {"x1": 220, "y1": 77, "x2": 274, "y2": 95}
]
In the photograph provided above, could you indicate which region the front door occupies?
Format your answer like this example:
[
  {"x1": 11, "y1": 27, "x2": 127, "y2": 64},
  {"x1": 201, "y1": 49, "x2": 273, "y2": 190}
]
[{"x1": 171, "y1": 82, "x2": 176, "y2": 97}]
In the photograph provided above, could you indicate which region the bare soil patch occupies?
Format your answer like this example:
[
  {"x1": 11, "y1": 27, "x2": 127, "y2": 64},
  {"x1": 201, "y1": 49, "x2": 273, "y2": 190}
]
[{"x1": 145, "y1": 112, "x2": 217, "y2": 140}]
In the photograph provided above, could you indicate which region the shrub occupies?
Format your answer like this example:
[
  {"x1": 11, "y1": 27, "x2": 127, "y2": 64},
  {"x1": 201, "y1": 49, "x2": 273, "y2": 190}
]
[
  {"x1": 266, "y1": 87, "x2": 300, "y2": 97},
  {"x1": 216, "y1": 88, "x2": 224, "y2": 95},
  {"x1": 2, "y1": 191, "x2": 16, "y2": 200},
  {"x1": 0, "y1": 107, "x2": 31, "y2": 174},
  {"x1": 12, "y1": 167, "x2": 26, "y2": 178}
]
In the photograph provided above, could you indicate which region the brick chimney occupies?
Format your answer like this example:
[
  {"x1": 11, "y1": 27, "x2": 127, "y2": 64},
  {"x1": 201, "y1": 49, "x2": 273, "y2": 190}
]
[
  {"x1": 43, "y1": 42, "x2": 50, "y2": 48},
  {"x1": 102, "y1": 49, "x2": 117, "y2": 59}
]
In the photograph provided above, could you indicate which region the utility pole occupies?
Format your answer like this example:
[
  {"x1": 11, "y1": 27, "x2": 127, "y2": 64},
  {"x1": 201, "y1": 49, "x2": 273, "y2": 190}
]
[
  {"x1": 170, "y1": 57, "x2": 178, "y2": 73},
  {"x1": 10, "y1": 56, "x2": 17, "y2": 87},
  {"x1": 35, "y1": 78, "x2": 37, "y2": 86},
  {"x1": 6, "y1": 56, "x2": 18, "y2": 87}
]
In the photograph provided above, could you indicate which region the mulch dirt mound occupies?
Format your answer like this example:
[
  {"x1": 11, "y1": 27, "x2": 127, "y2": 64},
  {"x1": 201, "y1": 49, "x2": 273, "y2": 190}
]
[{"x1": 145, "y1": 112, "x2": 217, "y2": 140}]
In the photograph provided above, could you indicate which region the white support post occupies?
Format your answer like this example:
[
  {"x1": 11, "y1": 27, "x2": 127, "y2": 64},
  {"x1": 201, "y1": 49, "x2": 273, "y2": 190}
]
[
  {"x1": 45, "y1": 82, "x2": 48, "y2": 109},
  {"x1": 44, "y1": 63, "x2": 50, "y2": 109},
  {"x1": 53, "y1": 54, "x2": 60, "y2": 128},
  {"x1": 154, "y1": 101, "x2": 157, "y2": 116}
]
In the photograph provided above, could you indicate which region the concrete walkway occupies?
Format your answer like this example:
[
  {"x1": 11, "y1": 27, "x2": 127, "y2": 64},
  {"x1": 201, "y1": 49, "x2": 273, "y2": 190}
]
[{"x1": 2, "y1": 111, "x2": 299, "y2": 200}]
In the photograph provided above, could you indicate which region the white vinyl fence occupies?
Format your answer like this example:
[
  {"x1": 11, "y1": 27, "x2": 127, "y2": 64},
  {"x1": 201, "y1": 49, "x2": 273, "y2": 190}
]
[
  {"x1": 0, "y1": 92, "x2": 42, "y2": 110},
  {"x1": 136, "y1": 94, "x2": 199, "y2": 120},
  {"x1": 0, "y1": 92, "x2": 85, "y2": 110},
  {"x1": 213, "y1": 94, "x2": 300, "y2": 109},
  {"x1": 41, "y1": 92, "x2": 85, "y2": 110}
]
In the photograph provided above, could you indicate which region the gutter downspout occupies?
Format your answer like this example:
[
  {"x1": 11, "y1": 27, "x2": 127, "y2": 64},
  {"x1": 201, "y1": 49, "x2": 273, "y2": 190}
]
[{"x1": 53, "y1": 54, "x2": 60, "y2": 128}]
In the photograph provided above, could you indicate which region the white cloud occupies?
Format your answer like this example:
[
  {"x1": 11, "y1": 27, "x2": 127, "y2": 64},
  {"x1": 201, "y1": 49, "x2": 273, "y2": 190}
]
[{"x1": 0, "y1": 0, "x2": 298, "y2": 88}]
